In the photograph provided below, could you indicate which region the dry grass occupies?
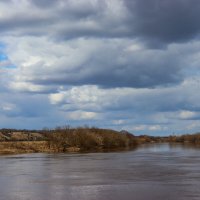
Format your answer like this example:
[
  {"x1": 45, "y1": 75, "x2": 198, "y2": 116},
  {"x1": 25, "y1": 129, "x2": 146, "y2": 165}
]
[
  {"x1": 46, "y1": 127, "x2": 138, "y2": 152},
  {"x1": 0, "y1": 127, "x2": 139, "y2": 154},
  {"x1": 168, "y1": 133, "x2": 200, "y2": 144},
  {"x1": 0, "y1": 141, "x2": 50, "y2": 155}
]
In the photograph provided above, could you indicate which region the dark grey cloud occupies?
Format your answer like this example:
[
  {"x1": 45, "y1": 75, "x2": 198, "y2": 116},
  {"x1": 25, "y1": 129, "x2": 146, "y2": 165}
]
[
  {"x1": 0, "y1": 17, "x2": 50, "y2": 36},
  {"x1": 125, "y1": 0, "x2": 200, "y2": 46},
  {"x1": 30, "y1": 0, "x2": 56, "y2": 8},
  {"x1": 33, "y1": 62, "x2": 181, "y2": 88},
  {"x1": 0, "y1": 0, "x2": 199, "y2": 48},
  {"x1": 28, "y1": 43, "x2": 183, "y2": 88}
]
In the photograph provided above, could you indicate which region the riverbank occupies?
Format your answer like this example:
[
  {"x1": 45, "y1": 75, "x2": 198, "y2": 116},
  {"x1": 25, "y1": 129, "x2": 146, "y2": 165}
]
[
  {"x1": 0, "y1": 141, "x2": 140, "y2": 155},
  {"x1": 0, "y1": 141, "x2": 50, "y2": 155},
  {"x1": 0, "y1": 127, "x2": 140, "y2": 155},
  {"x1": 2, "y1": 127, "x2": 199, "y2": 155}
]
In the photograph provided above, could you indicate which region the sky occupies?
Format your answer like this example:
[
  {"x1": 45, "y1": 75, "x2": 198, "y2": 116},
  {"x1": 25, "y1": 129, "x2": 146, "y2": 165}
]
[{"x1": 1, "y1": 0, "x2": 200, "y2": 135}]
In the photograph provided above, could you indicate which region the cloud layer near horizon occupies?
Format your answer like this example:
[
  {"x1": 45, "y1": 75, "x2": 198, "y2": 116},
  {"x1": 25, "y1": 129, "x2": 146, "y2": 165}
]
[{"x1": 1, "y1": 0, "x2": 200, "y2": 135}]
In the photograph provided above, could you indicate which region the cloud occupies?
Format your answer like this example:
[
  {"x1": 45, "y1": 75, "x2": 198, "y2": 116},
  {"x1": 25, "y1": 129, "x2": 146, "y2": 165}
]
[
  {"x1": 48, "y1": 77, "x2": 200, "y2": 114},
  {"x1": 46, "y1": 76, "x2": 200, "y2": 134},
  {"x1": 0, "y1": 0, "x2": 200, "y2": 135},
  {"x1": 179, "y1": 111, "x2": 197, "y2": 120},
  {"x1": 67, "y1": 111, "x2": 100, "y2": 120},
  {"x1": 0, "y1": 92, "x2": 53, "y2": 118},
  {"x1": 0, "y1": 0, "x2": 127, "y2": 39},
  {"x1": 124, "y1": 0, "x2": 200, "y2": 46},
  {"x1": 1, "y1": 0, "x2": 200, "y2": 91},
  {"x1": 3, "y1": 36, "x2": 187, "y2": 91},
  {"x1": 0, "y1": 0, "x2": 199, "y2": 46},
  {"x1": 30, "y1": 0, "x2": 56, "y2": 8}
]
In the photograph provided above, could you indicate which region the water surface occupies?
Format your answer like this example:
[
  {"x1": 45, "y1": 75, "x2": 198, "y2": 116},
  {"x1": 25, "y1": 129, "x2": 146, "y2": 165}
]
[{"x1": 0, "y1": 143, "x2": 200, "y2": 200}]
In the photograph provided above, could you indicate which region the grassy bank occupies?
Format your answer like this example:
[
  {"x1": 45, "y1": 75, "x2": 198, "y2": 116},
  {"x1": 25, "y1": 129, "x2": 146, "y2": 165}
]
[
  {"x1": 2, "y1": 127, "x2": 191, "y2": 155},
  {"x1": 0, "y1": 127, "x2": 139, "y2": 155},
  {"x1": 168, "y1": 133, "x2": 200, "y2": 144},
  {"x1": 0, "y1": 141, "x2": 50, "y2": 155},
  {"x1": 45, "y1": 127, "x2": 138, "y2": 152}
]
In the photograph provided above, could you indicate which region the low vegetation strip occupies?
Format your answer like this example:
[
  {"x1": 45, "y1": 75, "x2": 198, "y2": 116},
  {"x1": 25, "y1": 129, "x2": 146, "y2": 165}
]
[
  {"x1": 46, "y1": 127, "x2": 138, "y2": 152},
  {"x1": 168, "y1": 133, "x2": 200, "y2": 144},
  {"x1": 0, "y1": 127, "x2": 139, "y2": 154},
  {"x1": 0, "y1": 141, "x2": 49, "y2": 155},
  {"x1": 3, "y1": 127, "x2": 199, "y2": 155}
]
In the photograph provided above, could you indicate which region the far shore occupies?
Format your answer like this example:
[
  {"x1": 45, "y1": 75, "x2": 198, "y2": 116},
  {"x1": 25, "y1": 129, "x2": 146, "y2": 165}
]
[{"x1": 1, "y1": 127, "x2": 200, "y2": 155}]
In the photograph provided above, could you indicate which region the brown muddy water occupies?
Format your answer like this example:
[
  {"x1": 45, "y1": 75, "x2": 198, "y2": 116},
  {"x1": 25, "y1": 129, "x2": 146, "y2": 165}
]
[{"x1": 0, "y1": 143, "x2": 200, "y2": 200}]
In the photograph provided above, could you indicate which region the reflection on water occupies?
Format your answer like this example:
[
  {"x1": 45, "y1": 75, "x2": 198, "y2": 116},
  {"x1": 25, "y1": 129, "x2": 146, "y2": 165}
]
[{"x1": 0, "y1": 144, "x2": 200, "y2": 200}]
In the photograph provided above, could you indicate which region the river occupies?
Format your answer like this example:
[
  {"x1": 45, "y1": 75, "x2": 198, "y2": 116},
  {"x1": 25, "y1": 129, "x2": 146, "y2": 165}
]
[{"x1": 0, "y1": 143, "x2": 200, "y2": 200}]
